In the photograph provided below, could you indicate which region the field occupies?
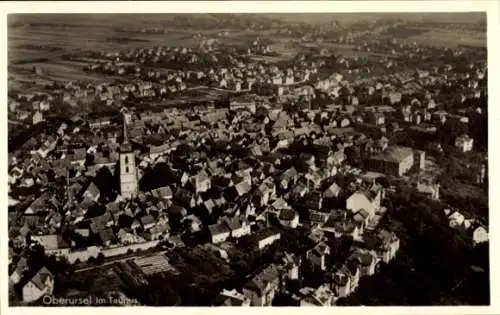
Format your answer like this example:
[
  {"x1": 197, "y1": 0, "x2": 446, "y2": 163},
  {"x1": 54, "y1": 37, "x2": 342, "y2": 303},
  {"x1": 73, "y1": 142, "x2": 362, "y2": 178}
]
[
  {"x1": 8, "y1": 13, "x2": 487, "y2": 92},
  {"x1": 398, "y1": 28, "x2": 486, "y2": 48}
]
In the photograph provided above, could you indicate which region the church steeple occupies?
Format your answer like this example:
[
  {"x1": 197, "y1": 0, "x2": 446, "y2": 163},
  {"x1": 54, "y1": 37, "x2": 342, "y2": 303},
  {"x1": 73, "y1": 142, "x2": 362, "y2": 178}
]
[
  {"x1": 119, "y1": 110, "x2": 137, "y2": 199},
  {"x1": 122, "y1": 112, "x2": 132, "y2": 153}
]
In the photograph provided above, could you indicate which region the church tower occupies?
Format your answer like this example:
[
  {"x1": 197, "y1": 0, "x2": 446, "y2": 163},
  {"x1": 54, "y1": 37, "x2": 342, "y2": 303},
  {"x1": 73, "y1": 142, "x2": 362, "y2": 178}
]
[{"x1": 119, "y1": 114, "x2": 138, "y2": 199}]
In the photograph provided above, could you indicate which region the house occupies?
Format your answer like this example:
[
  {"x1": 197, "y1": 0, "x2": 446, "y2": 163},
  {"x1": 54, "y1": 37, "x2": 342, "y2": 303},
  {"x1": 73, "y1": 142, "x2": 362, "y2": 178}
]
[
  {"x1": 140, "y1": 215, "x2": 156, "y2": 230},
  {"x1": 323, "y1": 182, "x2": 341, "y2": 199},
  {"x1": 308, "y1": 210, "x2": 330, "y2": 227},
  {"x1": 223, "y1": 216, "x2": 251, "y2": 238},
  {"x1": 455, "y1": 134, "x2": 474, "y2": 152},
  {"x1": 74, "y1": 228, "x2": 91, "y2": 239},
  {"x1": 353, "y1": 209, "x2": 370, "y2": 231},
  {"x1": 183, "y1": 214, "x2": 203, "y2": 233},
  {"x1": 364, "y1": 146, "x2": 414, "y2": 177},
  {"x1": 304, "y1": 191, "x2": 323, "y2": 211},
  {"x1": 366, "y1": 111, "x2": 385, "y2": 126},
  {"x1": 243, "y1": 264, "x2": 282, "y2": 306},
  {"x1": 278, "y1": 208, "x2": 300, "y2": 228},
  {"x1": 151, "y1": 186, "x2": 173, "y2": 200},
  {"x1": 300, "y1": 284, "x2": 334, "y2": 306},
  {"x1": 9, "y1": 257, "x2": 29, "y2": 285},
  {"x1": 344, "y1": 259, "x2": 361, "y2": 292},
  {"x1": 98, "y1": 228, "x2": 116, "y2": 246},
  {"x1": 213, "y1": 289, "x2": 251, "y2": 306},
  {"x1": 169, "y1": 204, "x2": 188, "y2": 218},
  {"x1": 149, "y1": 143, "x2": 170, "y2": 160},
  {"x1": 32, "y1": 111, "x2": 44, "y2": 125},
  {"x1": 208, "y1": 223, "x2": 231, "y2": 244},
  {"x1": 89, "y1": 117, "x2": 111, "y2": 129},
  {"x1": 279, "y1": 167, "x2": 298, "y2": 189},
  {"x1": 472, "y1": 225, "x2": 488, "y2": 246},
  {"x1": 90, "y1": 212, "x2": 115, "y2": 232},
  {"x1": 346, "y1": 189, "x2": 381, "y2": 218},
  {"x1": 375, "y1": 229, "x2": 400, "y2": 263},
  {"x1": 254, "y1": 228, "x2": 281, "y2": 250},
  {"x1": 281, "y1": 252, "x2": 301, "y2": 280},
  {"x1": 175, "y1": 188, "x2": 197, "y2": 208},
  {"x1": 82, "y1": 182, "x2": 100, "y2": 202},
  {"x1": 30, "y1": 234, "x2": 70, "y2": 256},
  {"x1": 254, "y1": 179, "x2": 275, "y2": 207},
  {"x1": 416, "y1": 181, "x2": 440, "y2": 200},
  {"x1": 306, "y1": 242, "x2": 331, "y2": 271},
  {"x1": 190, "y1": 171, "x2": 211, "y2": 194},
  {"x1": 146, "y1": 222, "x2": 170, "y2": 241},
  {"x1": 322, "y1": 217, "x2": 361, "y2": 239},
  {"x1": 332, "y1": 265, "x2": 352, "y2": 298},
  {"x1": 348, "y1": 249, "x2": 377, "y2": 277},
  {"x1": 448, "y1": 211, "x2": 465, "y2": 229},
  {"x1": 233, "y1": 179, "x2": 252, "y2": 197},
  {"x1": 22, "y1": 267, "x2": 54, "y2": 302}
]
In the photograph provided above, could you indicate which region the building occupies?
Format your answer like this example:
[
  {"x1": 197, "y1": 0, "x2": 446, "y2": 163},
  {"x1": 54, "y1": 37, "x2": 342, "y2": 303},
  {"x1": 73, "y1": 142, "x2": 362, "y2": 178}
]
[
  {"x1": 455, "y1": 134, "x2": 474, "y2": 152},
  {"x1": 375, "y1": 229, "x2": 400, "y2": 263},
  {"x1": 281, "y1": 252, "x2": 301, "y2": 280},
  {"x1": 448, "y1": 211, "x2": 465, "y2": 229},
  {"x1": 22, "y1": 267, "x2": 54, "y2": 302},
  {"x1": 32, "y1": 111, "x2": 44, "y2": 125},
  {"x1": 364, "y1": 146, "x2": 414, "y2": 177},
  {"x1": 254, "y1": 228, "x2": 281, "y2": 250},
  {"x1": 416, "y1": 181, "x2": 440, "y2": 200},
  {"x1": 278, "y1": 209, "x2": 300, "y2": 229},
  {"x1": 190, "y1": 171, "x2": 211, "y2": 194},
  {"x1": 213, "y1": 289, "x2": 251, "y2": 306},
  {"x1": 415, "y1": 150, "x2": 426, "y2": 170},
  {"x1": 300, "y1": 284, "x2": 334, "y2": 306},
  {"x1": 149, "y1": 143, "x2": 170, "y2": 160},
  {"x1": 348, "y1": 249, "x2": 377, "y2": 277},
  {"x1": 223, "y1": 216, "x2": 251, "y2": 239},
  {"x1": 208, "y1": 223, "x2": 231, "y2": 244},
  {"x1": 332, "y1": 265, "x2": 352, "y2": 298},
  {"x1": 243, "y1": 264, "x2": 282, "y2": 306},
  {"x1": 346, "y1": 187, "x2": 382, "y2": 218},
  {"x1": 30, "y1": 234, "x2": 70, "y2": 257},
  {"x1": 472, "y1": 226, "x2": 488, "y2": 246},
  {"x1": 119, "y1": 116, "x2": 138, "y2": 199},
  {"x1": 306, "y1": 242, "x2": 331, "y2": 271}
]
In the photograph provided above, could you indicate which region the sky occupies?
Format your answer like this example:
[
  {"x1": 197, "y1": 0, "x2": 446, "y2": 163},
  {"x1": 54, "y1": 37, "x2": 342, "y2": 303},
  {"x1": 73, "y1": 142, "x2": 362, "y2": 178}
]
[{"x1": 8, "y1": 12, "x2": 486, "y2": 27}]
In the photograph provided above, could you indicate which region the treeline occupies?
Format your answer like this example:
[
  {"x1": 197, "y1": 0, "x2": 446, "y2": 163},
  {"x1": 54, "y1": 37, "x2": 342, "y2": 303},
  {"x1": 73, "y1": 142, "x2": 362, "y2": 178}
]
[{"x1": 338, "y1": 185, "x2": 489, "y2": 306}]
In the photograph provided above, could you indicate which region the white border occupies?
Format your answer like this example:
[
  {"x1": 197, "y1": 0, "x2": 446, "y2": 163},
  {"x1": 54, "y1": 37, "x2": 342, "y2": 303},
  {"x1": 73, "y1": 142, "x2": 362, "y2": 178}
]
[{"x1": 1, "y1": 1, "x2": 498, "y2": 315}]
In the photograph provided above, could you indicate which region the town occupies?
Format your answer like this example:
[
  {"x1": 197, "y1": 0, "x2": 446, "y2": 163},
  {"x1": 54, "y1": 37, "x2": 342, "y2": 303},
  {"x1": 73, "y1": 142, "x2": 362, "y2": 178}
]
[{"x1": 8, "y1": 13, "x2": 488, "y2": 306}]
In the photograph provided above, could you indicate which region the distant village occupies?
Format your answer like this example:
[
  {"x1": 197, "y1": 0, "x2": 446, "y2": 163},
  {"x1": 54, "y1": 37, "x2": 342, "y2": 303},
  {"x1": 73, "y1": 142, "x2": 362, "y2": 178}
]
[{"x1": 8, "y1": 18, "x2": 488, "y2": 306}]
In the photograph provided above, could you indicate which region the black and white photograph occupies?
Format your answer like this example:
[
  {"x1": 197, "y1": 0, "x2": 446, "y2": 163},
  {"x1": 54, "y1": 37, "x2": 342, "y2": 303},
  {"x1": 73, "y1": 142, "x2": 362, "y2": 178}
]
[{"x1": 3, "y1": 1, "x2": 496, "y2": 310}]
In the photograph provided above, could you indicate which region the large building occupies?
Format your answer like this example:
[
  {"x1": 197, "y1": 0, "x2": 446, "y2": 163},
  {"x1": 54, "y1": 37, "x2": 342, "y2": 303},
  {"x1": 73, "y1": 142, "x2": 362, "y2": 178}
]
[
  {"x1": 119, "y1": 116, "x2": 138, "y2": 199},
  {"x1": 364, "y1": 146, "x2": 414, "y2": 177}
]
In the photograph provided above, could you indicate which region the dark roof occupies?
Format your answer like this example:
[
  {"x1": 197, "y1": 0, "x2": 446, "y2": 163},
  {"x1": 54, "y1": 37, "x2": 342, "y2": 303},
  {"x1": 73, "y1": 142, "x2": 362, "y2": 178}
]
[
  {"x1": 169, "y1": 204, "x2": 188, "y2": 216},
  {"x1": 208, "y1": 223, "x2": 230, "y2": 236},
  {"x1": 234, "y1": 181, "x2": 252, "y2": 196},
  {"x1": 369, "y1": 146, "x2": 413, "y2": 164},
  {"x1": 279, "y1": 208, "x2": 297, "y2": 221},
  {"x1": 244, "y1": 264, "x2": 281, "y2": 293},
  {"x1": 254, "y1": 227, "x2": 281, "y2": 242},
  {"x1": 151, "y1": 186, "x2": 173, "y2": 199},
  {"x1": 98, "y1": 228, "x2": 116, "y2": 244},
  {"x1": 27, "y1": 267, "x2": 53, "y2": 291},
  {"x1": 223, "y1": 217, "x2": 243, "y2": 231},
  {"x1": 140, "y1": 215, "x2": 155, "y2": 227}
]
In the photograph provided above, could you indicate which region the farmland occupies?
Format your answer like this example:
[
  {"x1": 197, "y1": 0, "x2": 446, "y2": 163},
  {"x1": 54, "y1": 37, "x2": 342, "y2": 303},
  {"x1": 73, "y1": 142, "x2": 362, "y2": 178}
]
[
  {"x1": 8, "y1": 13, "x2": 486, "y2": 88},
  {"x1": 403, "y1": 28, "x2": 486, "y2": 48}
]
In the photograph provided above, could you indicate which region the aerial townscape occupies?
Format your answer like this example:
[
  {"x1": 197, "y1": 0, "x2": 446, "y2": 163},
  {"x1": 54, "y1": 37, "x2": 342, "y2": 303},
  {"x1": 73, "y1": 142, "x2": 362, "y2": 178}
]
[{"x1": 8, "y1": 13, "x2": 488, "y2": 307}]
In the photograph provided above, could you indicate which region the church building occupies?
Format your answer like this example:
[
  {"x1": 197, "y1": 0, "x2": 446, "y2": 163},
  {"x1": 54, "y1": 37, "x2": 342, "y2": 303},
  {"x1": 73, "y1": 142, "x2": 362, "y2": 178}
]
[{"x1": 120, "y1": 114, "x2": 138, "y2": 199}]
